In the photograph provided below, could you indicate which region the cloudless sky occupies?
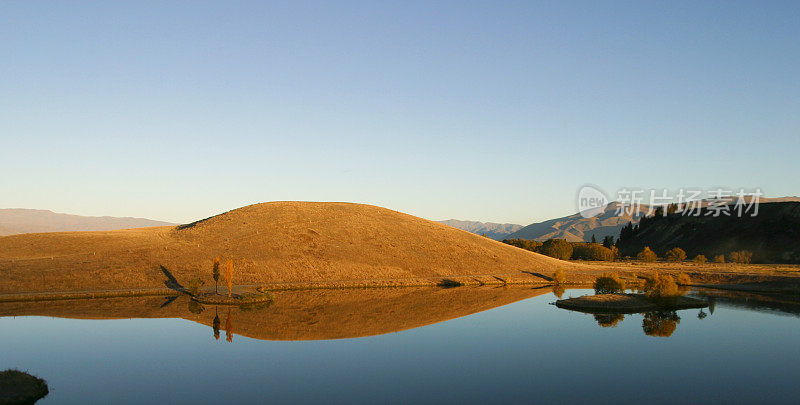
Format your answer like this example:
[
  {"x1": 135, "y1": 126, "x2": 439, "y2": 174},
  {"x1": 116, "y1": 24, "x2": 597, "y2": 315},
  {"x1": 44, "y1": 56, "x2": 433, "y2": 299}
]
[{"x1": 1, "y1": 1, "x2": 798, "y2": 225}]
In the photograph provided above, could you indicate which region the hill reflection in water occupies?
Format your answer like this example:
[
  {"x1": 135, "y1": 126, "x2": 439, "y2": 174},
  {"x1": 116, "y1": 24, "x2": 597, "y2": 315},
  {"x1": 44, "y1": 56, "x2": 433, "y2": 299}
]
[{"x1": 0, "y1": 286, "x2": 551, "y2": 341}]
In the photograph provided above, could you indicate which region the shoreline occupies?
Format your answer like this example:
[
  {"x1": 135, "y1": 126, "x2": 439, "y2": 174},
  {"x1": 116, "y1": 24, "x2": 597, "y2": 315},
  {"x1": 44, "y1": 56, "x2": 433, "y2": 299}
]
[{"x1": 2, "y1": 268, "x2": 800, "y2": 303}]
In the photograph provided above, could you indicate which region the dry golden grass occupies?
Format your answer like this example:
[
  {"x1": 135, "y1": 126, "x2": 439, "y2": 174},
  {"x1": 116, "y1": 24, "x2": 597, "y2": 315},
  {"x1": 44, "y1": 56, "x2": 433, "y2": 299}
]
[
  {"x1": 0, "y1": 202, "x2": 592, "y2": 295},
  {"x1": 576, "y1": 260, "x2": 800, "y2": 294}
]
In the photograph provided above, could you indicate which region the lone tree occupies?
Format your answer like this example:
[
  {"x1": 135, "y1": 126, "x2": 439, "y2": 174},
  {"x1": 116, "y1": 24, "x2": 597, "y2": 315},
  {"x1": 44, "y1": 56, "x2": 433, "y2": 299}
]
[
  {"x1": 212, "y1": 257, "x2": 221, "y2": 294},
  {"x1": 224, "y1": 259, "x2": 233, "y2": 297},
  {"x1": 552, "y1": 269, "x2": 566, "y2": 284},
  {"x1": 637, "y1": 247, "x2": 658, "y2": 262},
  {"x1": 602, "y1": 235, "x2": 615, "y2": 249}
]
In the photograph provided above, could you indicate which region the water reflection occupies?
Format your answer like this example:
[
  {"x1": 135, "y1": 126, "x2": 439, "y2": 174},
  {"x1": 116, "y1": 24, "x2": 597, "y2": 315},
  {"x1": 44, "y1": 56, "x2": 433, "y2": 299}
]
[
  {"x1": 1, "y1": 286, "x2": 798, "y2": 343},
  {"x1": 225, "y1": 308, "x2": 234, "y2": 343},
  {"x1": 593, "y1": 313, "x2": 624, "y2": 328},
  {"x1": 642, "y1": 311, "x2": 680, "y2": 337},
  {"x1": 589, "y1": 310, "x2": 687, "y2": 337},
  {"x1": 565, "y1": 287, "x2": 800, "y2": 338},
  {"x1": 0, "y1": 286, "x2": 550, "y2": 341},
  {"x1": 552, "y1": 284, "x2": 565, "y2": 299},
  {"x1": 212, "y1": 309, "x2": 221, "y2": 340}
]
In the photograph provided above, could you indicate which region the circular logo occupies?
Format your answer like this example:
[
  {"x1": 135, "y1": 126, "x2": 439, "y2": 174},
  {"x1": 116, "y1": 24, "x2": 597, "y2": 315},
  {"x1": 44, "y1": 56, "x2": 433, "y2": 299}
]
[{"x1": 577, "y1": 185, "x2": 609, "y2": 218}]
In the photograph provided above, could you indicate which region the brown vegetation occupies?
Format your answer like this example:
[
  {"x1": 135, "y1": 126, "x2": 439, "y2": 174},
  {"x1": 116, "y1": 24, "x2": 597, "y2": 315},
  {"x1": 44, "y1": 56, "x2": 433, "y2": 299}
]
[
  {"x1": 224, "y1": 259, "x2": 233, "y2": 297},
  {"x1": 637, "y1": 247, "x2": 658, "y2": 262},
  {"x1": 665, "y1": 247, "x2": 687, "y2": 262},
  {"x1": 594, "y1": 272, "x2": 626, "y2": 294},
  {"x1": 643, "y1": 273, "x2": 680, "y2": 298},
  {"x1": 729, "y1": 250, "x2": 754, "y2": 264},
  {"x1": 553, "y1": 269, "x2": 566, "y2": 284}
]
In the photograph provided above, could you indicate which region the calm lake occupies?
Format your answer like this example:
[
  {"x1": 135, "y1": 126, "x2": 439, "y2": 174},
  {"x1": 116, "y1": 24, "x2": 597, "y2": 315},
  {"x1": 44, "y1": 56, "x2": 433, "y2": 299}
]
[{"x1": 2, "y1": 287, "x2": 799, "y2": 404}]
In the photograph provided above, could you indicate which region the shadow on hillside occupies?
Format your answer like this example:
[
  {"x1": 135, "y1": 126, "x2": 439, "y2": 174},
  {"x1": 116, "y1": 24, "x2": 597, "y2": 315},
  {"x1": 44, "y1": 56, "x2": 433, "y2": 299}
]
[
  {"x1": 437, "y1": 279, "x2": 463, "y2": 288},
  {"x1": 160, "y1": 265, "x2": 185, "y2": 292},
  {"x1": 521, "y1": 271, "x2": 553, "y2": 281}
]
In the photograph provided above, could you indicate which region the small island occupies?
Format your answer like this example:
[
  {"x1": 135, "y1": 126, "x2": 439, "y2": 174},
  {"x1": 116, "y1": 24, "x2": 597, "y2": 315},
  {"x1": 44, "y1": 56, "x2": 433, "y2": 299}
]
[
  {"x1": 0, "y1": 369, "x2": 49, "y2": 404},
  {"x1": 556, "y1": 272, "x2": 708, "y2": 313},
  {"x1": 556, "y1": 293, "x2": 707, "y2": 313}
]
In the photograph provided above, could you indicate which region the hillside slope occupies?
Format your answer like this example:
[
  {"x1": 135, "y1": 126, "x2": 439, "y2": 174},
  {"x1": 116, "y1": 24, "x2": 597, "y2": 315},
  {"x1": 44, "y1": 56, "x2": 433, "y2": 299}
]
[
  {"x1": 437, "y1": 219, "x2": 523, "y2": 240},
  {"x1": 0, "y1": 208, "x2": 175, "y2": 235},
  {"x1": 508, "y1": 202, "x2": 650, "y2": 242},
  {"x1": 616, "y1": 202, "x2": 800, "y2": 263},
  {"x1": 0, "y1": 202, "x2": 590, "y2": 294}
]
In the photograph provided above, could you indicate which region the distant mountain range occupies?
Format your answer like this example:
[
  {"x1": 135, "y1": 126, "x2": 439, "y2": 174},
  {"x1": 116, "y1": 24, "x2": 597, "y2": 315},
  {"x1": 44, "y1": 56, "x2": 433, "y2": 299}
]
[
  {"x1": 506, "y1": 196, "x2": 800, "y2": 243},
  {"x1": 0, "y1": 208, "x2": 175, "y2": 236},
  {"x1": 436, "y1": 220, "x2": 523, "y2": 240},
  {"x1": 507, "y1": 202, "x2": 649, "y2": 242}
]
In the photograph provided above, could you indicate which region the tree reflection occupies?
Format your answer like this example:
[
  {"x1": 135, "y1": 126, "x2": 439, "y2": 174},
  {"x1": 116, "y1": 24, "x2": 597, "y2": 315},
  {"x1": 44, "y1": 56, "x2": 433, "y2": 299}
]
[
  {"x1": 225, "y1": 308, "x2": 234, "y2": 343},
  {"x1": 188, "y1": 300, "x2": 205, "y2": 314},
  {"x1": 552, "y1": 284, "x2": 565, "y2": 299},
  {"x1": 213, "y1": 309, "x2": 221, "y2": 341},
  {"x1": 594, "y1": 313, "x2": 624, "y2": 328},
  {"x1": 642, "y1": 311, "x2": 681, "y2": 337}
]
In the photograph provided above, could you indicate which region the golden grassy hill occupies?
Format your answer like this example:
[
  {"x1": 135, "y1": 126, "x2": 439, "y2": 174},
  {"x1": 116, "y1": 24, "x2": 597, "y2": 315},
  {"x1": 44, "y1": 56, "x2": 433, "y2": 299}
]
[{"x1": 0, "y1": 201, "x2": 591, "y2": 294}]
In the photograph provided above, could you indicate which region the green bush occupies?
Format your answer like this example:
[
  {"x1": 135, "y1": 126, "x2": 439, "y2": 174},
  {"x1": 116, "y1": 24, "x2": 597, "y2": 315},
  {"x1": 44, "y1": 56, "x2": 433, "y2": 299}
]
[
  {"x1": 594, "y1": 272, "x2": 626, "y2": 294},
  {"x1": 665, "y1": 247, "x2": 687, "y2": 262},
  {"x1": 713, "y1": 254, "x2": 726, "y2": 263},
  {"x1": 676, "y1": 273, "x2": 691, "y2": 285},
  {"x1": 693, "y1": 254, "x2": 708, "y2": 263},
  {"x1": 540, "y1": 239, "x2": 573, "y2": 260},
  {"x1": 637, "y1": 247, "x2": 658, "y2": 262}
]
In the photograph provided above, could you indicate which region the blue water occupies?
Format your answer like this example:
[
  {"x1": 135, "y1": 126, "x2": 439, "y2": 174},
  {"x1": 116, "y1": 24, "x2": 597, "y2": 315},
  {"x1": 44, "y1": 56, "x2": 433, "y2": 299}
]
[{"x1": 1, "y1": 289, "x2": 799, "y2": 404}]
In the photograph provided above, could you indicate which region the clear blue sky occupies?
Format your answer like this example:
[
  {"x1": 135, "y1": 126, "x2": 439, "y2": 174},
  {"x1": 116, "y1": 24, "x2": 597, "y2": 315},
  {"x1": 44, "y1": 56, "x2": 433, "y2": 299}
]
[{"x1": 2, "y1": 1, "x2": 798, "y2": 225}]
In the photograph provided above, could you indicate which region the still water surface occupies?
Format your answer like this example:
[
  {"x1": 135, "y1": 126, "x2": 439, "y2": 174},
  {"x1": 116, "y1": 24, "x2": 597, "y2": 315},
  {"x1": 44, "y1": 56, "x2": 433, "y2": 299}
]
[{"x1": 1, "y1": 288, "x2": 799, "y2": 404}]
